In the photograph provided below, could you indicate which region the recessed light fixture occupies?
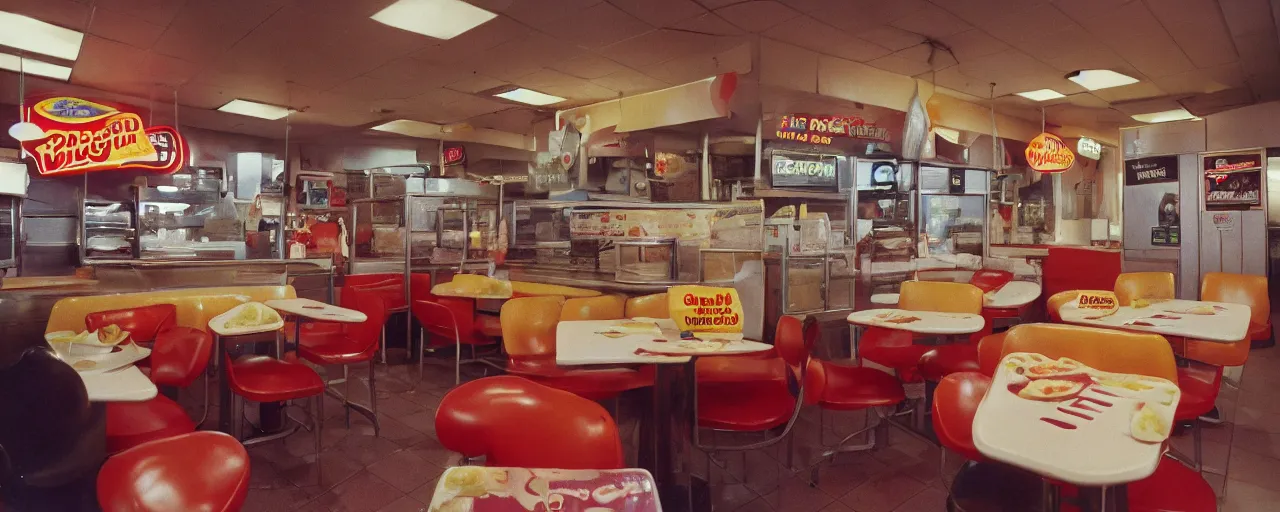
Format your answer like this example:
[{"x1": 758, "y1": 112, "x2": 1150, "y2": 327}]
[
  {"x1": 494, "y1": 88, "x2": 565, "y2": 106},
  {"x1": 371, "y1": 0, "x2": 497, "y2": 40},
  {"x1": 1015, "y1": 89, "x2": 1065, "y2": 101},
  {"x1": 1066, "y1": 69, "x2": 1139, "y2": 91},
  {"x1": 0, "y1": 11, "x2": 84, "y2": 61},
  {"x1": 217, "y1": 99, "x2": 292, "y2": 120},
  {"x1": 1131, "y1": 108, "x2": 1198, "y2": 124},
  {"x1": 371, "y1": 119, "x2": 445, "y2": 138},
  {"x1": 0, "y1": 52, "x2": 72, "y2": 80}
]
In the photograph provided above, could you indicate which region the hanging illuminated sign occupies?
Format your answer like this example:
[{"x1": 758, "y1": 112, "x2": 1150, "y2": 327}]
[
  {"x1": 442, "y1": 144, "x2": 466, "y2": 167},
  {"x1": 775, "y1": 114, "x2": 891, "y2": 145},
  {"x1": 10, "y1": 96, "x2": 186, "y2": 176},
  {"x1": 1076, "y1": 137, "x2": 1102, "y2": 160},
  {"x1": 1025, "y1": 132, "x2": 1075, "y2": 173}
]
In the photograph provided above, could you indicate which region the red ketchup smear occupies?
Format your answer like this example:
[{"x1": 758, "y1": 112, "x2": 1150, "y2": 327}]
[
  {"x1": 1007, "y1": 381, "x2": 1030, "y2": 395},
  {"x1": 1077, "y1": 395, "x2": 1114, "y2": 407},
  {"x1": 1040, "y1": 418, "x2": 1077, "y2": 430},
  {"x1": 1068, "y1": 400, "x2": 1103, "y2": 414},
  {"x1": 1092, "y1": 388, "x2": 1120, "y2": 397},
  {"x1": 1057, "y1": 407, "x2": 1093, "y2": 420},
  {"x1": 652, "y1": 338, "x2": 667, "y2": 343}
]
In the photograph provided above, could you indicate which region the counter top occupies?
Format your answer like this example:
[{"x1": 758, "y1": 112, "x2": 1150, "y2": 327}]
[
  {"x1": 85, "y1": 258, "x2": 333, "y2": 271},
  {"x1": 1, "y1": 276, "x2": 98, "y2": 290},
  {"x1": 504, "y1": 269, "x2": 674, "y2": 294}
]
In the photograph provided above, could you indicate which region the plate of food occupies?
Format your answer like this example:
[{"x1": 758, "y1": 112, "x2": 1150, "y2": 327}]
[
  {"x1": 209, "y1": 302, "x2": 284, "y2": 335},
  {"x1": 596, "y1": 320, "x2": 663, "y2": 338},
  {"x1": 45, "y1": 325, "x2": 132, "y2": 357},
  {"x1": 60, "y1": 341, "x2": 150, "y2": 374},
  {"x1": 429, "y1": 467, "x2": 660, "y2": 512}
]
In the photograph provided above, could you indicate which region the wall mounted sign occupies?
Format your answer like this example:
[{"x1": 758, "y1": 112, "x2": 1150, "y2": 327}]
[
  {"x1": 1124, "y1": 155, "x2": 1178, "y2": 185},
  {"x1": 1150, "y1": 226, "x2": 1179, "y2": 246},
  {"x1": 770, "y1": 152, "x2": 839, "y2": 188},
  {"x1": 529, "y1": 152, "x2": 571, "y2": 193},
  {"x1": 775, "y1": 114, "x2": 891, "y2": 145},
  {"x1": 1077, "y1": 137, "x2": 1102, "y2": 160},
  {"x1": 442, "y1": 144, "x2": 466, "y2": 167},
  {"x1": 1212, "y1": 212, "x2": 1237, "y2": 231},
  {"x1": 1203, "y1": 152, "x2": 1262, "y2": 208},
  {"x1": 948, "y1": 168, "x2": 965, "y2": 194},
  {"x1": 1205, "y1": 153, "x2": 1260, "y2": 171},
  {"x1": 1025, "y1": 132, "x2": 1075, "y2": 173},
  {"x1": 13, "y1": 97, "x2": 186, "y2": 176}
]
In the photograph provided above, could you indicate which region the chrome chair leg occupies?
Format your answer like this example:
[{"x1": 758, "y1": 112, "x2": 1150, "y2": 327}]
[
  {"x1": 380, "y1": 325, "x2": 388, "y2": 364},
  {"x1": 315, "y1": 393, "x2": 324, "y2": 486},
  {"x1": 1192, "y1": 420, "x2": 1203, "y2": 472},
  {"x1": 369, "y1": 358, "x2": 381, "y2": 436}
]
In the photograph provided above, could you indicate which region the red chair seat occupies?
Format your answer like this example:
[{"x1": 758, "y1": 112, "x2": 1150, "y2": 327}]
[
  {"x1": 806, "y1": 360, "x2": 905, "y2": 410},
  {"x1": 859, "y1": 327, "x2": 932, "y2": 374},
  {"x1": 97, "y1": 431, "x2": 250, "y2": 512},
  {"x1": 106, "y1": 395, "x2": 197, "y2": 454},
  {"x1": 506, "y1": 359, "x2": 654, "y2": 401},
  {"x1": 1250, "y1": 320, "x2": 1270, "y2": 340},
  {"x1": 696, "y1": 356, "x2": 788, "y2": 383},
  {"x1": 226, "y1": 355, "x2": 324, "y2": 403},
  {"x1": 1126, "y1": 457, "x2": 1218, "y2": 512},
  {"x1": 475, "y1": 314, "x2": 503, "y2": 338},
  {"x1": 918, "y1": 344, "x2": 980, "y2": 382},
  {"x1": 1175, "y1": 364, "x2": 1221, "y2": 421},
  {"x1": 698, "y1": 380, "x2": 795, "y2": 431},
  {"x1": 148, "y1": 327, "x2": 213, "y2": 388},
  {"x1": 297, "y1": 331, "x2": 378, "y2": 365}
]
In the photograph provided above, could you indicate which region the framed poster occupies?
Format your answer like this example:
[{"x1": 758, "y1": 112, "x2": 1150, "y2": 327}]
[{"x1": 1203, "y1": 152, "x2": 1262, "y2": 208}]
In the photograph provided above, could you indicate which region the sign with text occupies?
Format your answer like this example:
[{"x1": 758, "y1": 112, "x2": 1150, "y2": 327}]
[
  {"x1": 442, "y1": 144, "x2": 466, "y2": 167},
  {"x1": 1125, "y1": 155, "x2": 1179, "y2": 185},
  {"x1": 1075, "y1": 291, "x2": 1119, "y2": 314},
  {"x1": 1204, "y1": 153, "x2": 1260, "y2": 172},
  {"x1": 1077, "y1": 137, "x2": 1102, "y2": 160},
  {"x1": 15, "y1": 96, "x2": 186, "y2": 176},
  {"x1": 770, "y1": 152, "x2": 838, "y2": 188},
  {"x1": 1025, "y1": 132, "x2": 1075, "y2": 173},
  {"x1": 775, "y1": 114, "x2": 891, "y2": 146},
  {"x1": 1212, "y1": 212, "x2": 1237, "y2": 231},
  {"x1": 668, "y1": 285, "x2": 743, "y2": 334}
]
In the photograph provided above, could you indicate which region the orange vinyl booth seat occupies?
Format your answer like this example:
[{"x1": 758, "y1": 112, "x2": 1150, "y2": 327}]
[
  {"x1": 436, "y1": 375, "x2": 624, "y2": 469},
  {"x1": 500, "y1": 296, "x2": 653, "y2": 401},
  {"x1": 932, "y1": 323, "x2": 1216, "y2": 512},
  {"x1": 1114, "y1": 272, "x2": 1176, "y2": 306},
  {"x1": 45, "y1": 285, "x2": 295, "y2": 335},
  {"x1": 859, "y1": 281, "x2": 984, "y2": 381}
]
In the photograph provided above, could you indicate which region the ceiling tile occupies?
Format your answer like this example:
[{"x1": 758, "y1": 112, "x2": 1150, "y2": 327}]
[
  {"x1": 696, "y1": 0, "x2": 745, "y2": 9},
  {"x1": 978, "y1": 4, "x2": 1079, "y2": 49},
  {"x1": 327, "y1": 75, "x2": 423, "y2": 101},
  {"x1": 955, "y1": 49, "x2": 1042, "y2": 81},
  {"x1": 759, "y1": 39, "x2": 818, "y2": 93},
  {"x1": 600, "y1": 29, "x2": 732, "y2": 68},
  {"x1": 1151, "y1": 64, "x2": 1245, "y2": 95},
  {"x1": 763, "y1": 16, "x2": 892, "y2": 63},
  {"x1": 363, "y1": 57, "x2": 470, "y2": 90},
  {"x1": 73, "y1": 36, "x2": 199, "y2": 92},
  {"x1": 716, "y1": 1, "x2": 800, "y2": 33},
  {"x1": 1088, "y1": 80, "x2": 1168, "y2": 102},
  {"x1": 939, "y1": 29, "x2": 1010, "y2": 62},
  {"x1": 551, "y1": 54, "x2": 629, "y2": 79},
  {"x1": 469, "y1": 33, "x2": 588, "y2": 81},
  {"x1": 512, "y1": 69, "x2": 588, "y2": 91},
  {"x1": 540, "y1": 81, "x2": 620, "y2": 103},
  {"x1": 868, "y1": 44, "x2": 953, "y2": 77},
  {"x1": 554, "y1": 3, "x2": 654, "y2": 48},
  {"x1": 1163, "y1": 19, "x2": 1238, "y2": 68},
  {"x1": 413, "y1": 15, "x2": 533, "y2": 64},
  {"x1": 447, "y1": 74, "x2": 509, "y2": 94},
  {"x1": 152, "y1": 0, "x2": 287, "y2": 63},
  {"x1": 491, "y1": 0, "x2": 601, "y2": 27},
  {"x1": 644, "y1": 42, "x2": 753, "y2": 84},
  {"x1": 1216, "y1": 0, "x2": 1274, "y2": 38},
  {"x1": 86, "y1": 7, "x2": 166, "y2": 50},
  {"x1": 94, "y1": 0, "x2": 183, "y2": 28},
  {"x1": 890, "y1": 6, "x2": 972, "y2": 38},
  {"x1": 936, "y1": 0, "x2": 1051, "y2": 26},
  {"x1": 609, "y1": 0, "x2": 708, "y2": 27},
  {"x1": 859, "y1": 25, "x2": 926, "y2": 51},
  {"x1": 590, "y1": 68, "x2": 671, "y2": 94},
  {"x1": 1060, "y1": 93, "x2": 1111, "y2": 108},
  {"x1": 670, "y1": 12, "x2": 746, "y2": 35},
  {"x1": 932, "y1": 66, "x2": 1003, "y2": 98}
]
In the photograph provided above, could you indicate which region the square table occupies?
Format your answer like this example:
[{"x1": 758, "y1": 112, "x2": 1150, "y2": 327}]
[
  {"x1": 427, "y1": 467, "x2": 660, "y2": 511},
  {"x1": 556, "y1": 318, "x2": 771, "y2": 511},
  {"x1": 973, "y1": 352, "x2": 1180, "y2": 508},
  {"x1": 1058, "y1": 298, "x2": 1250, "y2": 343}
]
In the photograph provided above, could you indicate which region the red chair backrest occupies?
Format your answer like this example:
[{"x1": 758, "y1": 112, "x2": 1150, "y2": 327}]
[
  {"x1": 339, "y1": 287, "x2": 390, "y2": 351},
  {"x1": 774, "y1": 315, "x2": 812, "y2": 369},
  {"x1": 969, "y1": 269, "x2": 1014, "y2": 293},
  {"x1": 97, "y1": 431, "x2": 249, "y2": 512},
  {"x1": 412, "y1": 298, "x2": 482, "y2": 345},
  {"x1": 435, "y1": 376, "x2": 624, "y2": 469},
  {"x1": 409, "y1": 273, "x2": 434, "y2": 302},
  {"x1": 1042, "y1": 247, "x2": 1121, "y2": 300},
  {"x1": 85, "y1": 304, "x2": 178, "y2": 343},
  {"x1": 931, "y1": 371, "x2": 991, "y2": 461}
]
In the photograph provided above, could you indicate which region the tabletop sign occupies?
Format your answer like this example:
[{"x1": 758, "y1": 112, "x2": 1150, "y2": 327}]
[
  {"x1": 1124, "y1": 155, "x2": 1178, "y2": 185},
  {"x1": 668, "y1": 285, "x2": 742, "y2": 334},
  {"x1": 442, "y1": 144, "x2": 466, "y2": 167},
  {"x1": 770, "y1": 152, "x2": 838, "y2": 188},
  {"x1": 1076, "y1": 291, "x2": 1118, "y2": 314},
  {"x1": 1026, "y1": 132, "x2": 1076, "y2": 173},
  {"x1": 14, "y1": 96, "x2": 187, "y2": 176}
]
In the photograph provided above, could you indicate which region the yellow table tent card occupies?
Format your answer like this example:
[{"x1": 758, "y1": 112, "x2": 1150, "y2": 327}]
[{"x1": 668, "y1": 285, "x2": 744, "y2": 334}]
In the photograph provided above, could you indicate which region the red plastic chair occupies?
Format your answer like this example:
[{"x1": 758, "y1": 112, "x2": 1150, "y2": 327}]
[
  {"x1": 435, "y1": 375, "x2": 624, "y2": 469},
  {"x1": 412, "y1": 298, "x2": 501, "y2": 386},
  {"x1": 500, "y1": 296, "x2": 653, "y2": 401},
  {"x1": 860, "y1": 281, "x2": 983, "y2": 382},
  {"x1": 225, "y1": 353, "x2": 324, "y2": 482},
  {"x1": 86, "y1": 304, "x2": 214, "y2": 453},
  {"x1": 97, "y1": 431, "x2": 249, "y2": 512},
  {"x1": 932, "y1": 372, "x2": 991, "y2": 462},
  {"x1": 296, "y1": 286, "x2": 387, "y2": 434}
]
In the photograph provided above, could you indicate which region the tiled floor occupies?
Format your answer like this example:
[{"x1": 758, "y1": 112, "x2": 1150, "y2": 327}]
[{"x1": 184, "y1": 330, "x2": 1280, "y2": 512}]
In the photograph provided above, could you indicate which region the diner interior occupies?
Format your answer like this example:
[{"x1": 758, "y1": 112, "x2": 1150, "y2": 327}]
[{"x1": 4, "y1": 0, "x2": 1280, "y2": 511}]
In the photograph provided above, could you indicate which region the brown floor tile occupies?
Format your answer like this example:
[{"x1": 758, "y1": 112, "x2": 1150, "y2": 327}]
[
  {"x1": 737, "y1": 497, "x2": 777, "y2": 511},
  {"x1": 312, "y1": 470, "x2": 403, "y2": 512},
  {"x1": 407, "y1": 478, "x2": 442, "y2": 505},
  {"x1": 811, "y1": 452, "x2": 891, "y2": 499},
  {"x1": 366, "y1": 450, "x2": 445, "y2": 493},
  {"x1": 277, "y1": 451, "x2": 364, "y2": 491},
  {"x1": 838, "y1": 471, "x2": 926, "y2": 512},
  {"x1": 761, "y1": 474, "x2": 836, "y2": 511},
  {"x1": 890, "y1": 486, "x2": 947, "y2": 512},
  {"x1": 240, "y1": 486, "x2": 316, "y2": 512},
  {"x1": 376, "y1": 496, "x2": 430, "y2": 512},
  {"x1": 818, "y1": 502, "x2": 856, "y2": 512},
  {"x1": 1224, "y1": 478, "x2": 1280, "y2": 512},
  {"x1": 1228, "y1": 449, "x2": 1280, "y2": 493}
]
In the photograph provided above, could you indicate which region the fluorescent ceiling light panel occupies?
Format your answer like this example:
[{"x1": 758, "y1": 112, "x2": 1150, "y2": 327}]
[
  {"x1": 1131, "y1": 108, "x2": 1197, "y2": 123},
  {"x1": 1015, "y1": 89, "x2": 1065, "y2": 101},
  {"x1": 0, "y1": 11, "x2": 84, "y2": 61},
  {"x1": 217, "y1": 99, "x2": 292, "y2": 120},
  {"x1": 494, "y1": 88, "x2": 565, "y2": 106},
  {"x1": 0, "y1": 52, "x2": 72, "y2": 80},
  {"x1": 1067, "y1": 69, "x2": 1139, "y2": 91},
  {"x1": 371, "y1": 0, "x2": 497, "y2": 40}
]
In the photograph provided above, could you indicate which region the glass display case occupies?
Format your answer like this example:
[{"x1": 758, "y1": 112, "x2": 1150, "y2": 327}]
[
  {"x1": 347, "y1": 179, "x2": 501, "y2": 276},
  {"x1": 82, "y1": 199, "x2": 136, "y2": 260}
]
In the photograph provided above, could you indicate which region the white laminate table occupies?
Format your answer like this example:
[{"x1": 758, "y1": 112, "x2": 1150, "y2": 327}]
[
  {"x1": 1058, "y1": 298, "x2": 1250, "y2": 343},
  {"x1": 80, "y1": 366, "x2": 157, "y2": 402},
  {"x1": 846, "y1": 309, "x2": 985, "y2": 335},
  {"x1": 973, "y1": 352, "x2": 1179, "y2": 486},
  {"x1": 982, "y1": 281, "x2": 1042, "y2": 309},
  {"x1": 265, "y1": 298, "x2": 368, "y2": 323},
  {"x1": 555, "y1": 318, "x2": 774, "y2": 366}
]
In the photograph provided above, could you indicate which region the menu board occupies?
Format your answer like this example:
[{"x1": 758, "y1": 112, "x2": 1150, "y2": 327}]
[
  {"x1": 1204, "y1": 152, "x2": 1262, "y2": 208},
  {"x1": 770, "y1": 152, "x2": 839, "y2": 188}
]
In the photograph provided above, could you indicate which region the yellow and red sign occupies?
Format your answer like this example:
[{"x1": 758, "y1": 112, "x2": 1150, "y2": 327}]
[
  {"x1": 16, "y1": 97, "x2": 186, "y2": 176},
  {"x1": 1025, "y1": 132, "x2": 1075, "y2": 173},
  {"x1": 1076, "y1": 291, "x2": 1119, "y2": 314},
  {"x1": 776, "y1": 114, "x2": 891, "y2": 145},
  {"x1": 668, "y1": 285, "x2": 743, "y2": 334}
]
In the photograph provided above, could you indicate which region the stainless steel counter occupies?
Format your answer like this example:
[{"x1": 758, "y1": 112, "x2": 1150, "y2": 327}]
[{"x1": 504, "y1": 268, "x2": 674, "y2": 294}]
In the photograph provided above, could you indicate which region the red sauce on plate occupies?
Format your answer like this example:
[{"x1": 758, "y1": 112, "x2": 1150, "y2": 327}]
[
  {"x1": 1078, "y1": 396, "x2": 1114, "y2": 407},
  {"x1": 1040, "y1": 418, "x2": 1077, "y2": 429},
  {"x1": 1057, "y1": 407, "x2": 1093, "y2": 420}
]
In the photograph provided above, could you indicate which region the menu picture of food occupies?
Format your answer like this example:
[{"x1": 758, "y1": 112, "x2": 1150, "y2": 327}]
[{"x1": 429, "y1": 467, "x2": 660, "y2": 512}]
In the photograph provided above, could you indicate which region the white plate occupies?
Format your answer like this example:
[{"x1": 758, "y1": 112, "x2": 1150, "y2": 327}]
[
  {"x1": 208, "y1": 302, "x2": 284, "y2": 336},
  {"x1": 61, "y1": 343, "x2": 151, "y2": 374}
]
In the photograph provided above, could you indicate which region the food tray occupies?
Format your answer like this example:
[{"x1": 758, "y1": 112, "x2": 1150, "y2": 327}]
[
  {"x1": 972, "y1": 352, "x2": 1179, "y2": 486},
  {"x1": 208, "y1": 302, "x2": 284, "y2": 336}
]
